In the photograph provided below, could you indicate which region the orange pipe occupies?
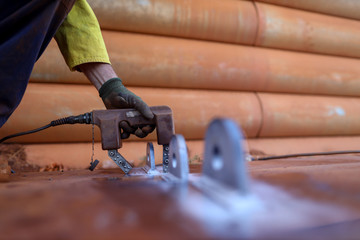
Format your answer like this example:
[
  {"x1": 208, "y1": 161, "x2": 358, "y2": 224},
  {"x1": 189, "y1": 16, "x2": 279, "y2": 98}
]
[
  {"x1": 254, "y1": 0, "x2": 360, "y2": 21},
  {"x1": 3, "y1": 83, "x2": 360, "y2": 141},
  {"x1": 0, "y1": 83, "x2": 261, "y2": 143},
  {"x1": 31, "y1": 32, "x2": 360, "y2": 97},
  {"x1": 87, "y1": 0, "x2": 257, "y2": 45},
  {"x1": 24, "y1": 136, "x2": 360, "y2": 169},
  {"x1": 31, "y1": 40, "x2": 87, "y2": 84},
  {"x1": 254, "y1": 2, "x2": 360, "y2": 58},
  {"x1": 258, "y1": 93, "x2": 360, "y2": 137},
  {"x1": 89, "y1": 0, "x2": 360, "y2": 58}
]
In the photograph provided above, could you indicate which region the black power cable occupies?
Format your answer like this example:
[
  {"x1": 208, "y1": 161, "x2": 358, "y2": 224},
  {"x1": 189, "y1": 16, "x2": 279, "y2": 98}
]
[
  {"x1": 0, "y1": 124, "x2": 52, "y2": 144},
  {"x1": 0, "y1": 112, "x2": 92, "y2": 144},
  {"x1": 0, "y1": 112, "x2": 92, "y2": 173}
]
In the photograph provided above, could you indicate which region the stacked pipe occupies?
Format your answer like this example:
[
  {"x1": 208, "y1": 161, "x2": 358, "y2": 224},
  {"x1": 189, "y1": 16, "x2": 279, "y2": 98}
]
[
  {"x1": 2, "y1": 0, "x2": 360, "y2": 168},
  {"x1": 254, "y1": 0, "x2": 360, "y2": 21}
]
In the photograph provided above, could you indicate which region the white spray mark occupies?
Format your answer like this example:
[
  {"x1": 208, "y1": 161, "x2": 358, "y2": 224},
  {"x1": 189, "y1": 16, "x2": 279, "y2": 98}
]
[
  {"x1": 136, "y1": 0, "x2": 150, "y2": 7},
  {"x1": 327, "y1": 106, "x2": 346, "y2": 116},
  {"x1": 179, "y1": 178, "x2": 353, "y2": 238},
  {"x1": 331, "y1": 73, "x2": 343, "y2": 83}
]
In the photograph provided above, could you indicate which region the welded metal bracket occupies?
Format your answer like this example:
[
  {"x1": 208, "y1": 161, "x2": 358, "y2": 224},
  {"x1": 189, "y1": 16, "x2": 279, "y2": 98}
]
[
  {"x1": 167, "y1": 135, "x2": 189, "y2": 181},
  {"x1": 202, "y1": 118, "x2": 249, "y2": 194},
  {"x1": 143, "y1": 142, "x2": 158, "y2": 174},
  {"x1": 146, "y1": 142, "x2": 155, "y2": 170}
]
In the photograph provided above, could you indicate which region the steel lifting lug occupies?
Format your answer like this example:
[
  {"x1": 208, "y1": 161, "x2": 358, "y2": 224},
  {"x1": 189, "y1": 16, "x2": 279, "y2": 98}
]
[
  {"x1": 167, "y1": 134, "x2": 189, "y2": 181},
  {"x1": 202, "y1": 118, "x2": 249, "y2": 194}
]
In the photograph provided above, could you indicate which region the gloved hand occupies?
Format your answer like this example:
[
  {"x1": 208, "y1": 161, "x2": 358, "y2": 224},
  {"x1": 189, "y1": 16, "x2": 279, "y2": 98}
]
[{"x1": 99, "y1": 78, "x2": 155, "y2": 139}]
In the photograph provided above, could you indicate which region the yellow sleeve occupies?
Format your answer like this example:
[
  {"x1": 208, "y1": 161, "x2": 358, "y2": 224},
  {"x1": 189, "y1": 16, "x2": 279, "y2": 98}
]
[{"x1": 54, "y1": 0, "x2": 110, "y2": 71}]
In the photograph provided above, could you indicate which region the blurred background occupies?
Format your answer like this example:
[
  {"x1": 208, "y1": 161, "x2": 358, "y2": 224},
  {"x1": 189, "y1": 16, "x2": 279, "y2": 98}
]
[{"x1": 2, "y1": 0, "x2": 360, "y2": 169}]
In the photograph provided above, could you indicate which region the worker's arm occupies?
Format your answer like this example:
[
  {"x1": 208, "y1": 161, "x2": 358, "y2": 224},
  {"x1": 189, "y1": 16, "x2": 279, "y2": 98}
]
[
  {"x1": 79, "y1": 62, "x2": 154, "y2": 138},
  {"x1": 54, "y1": 0, "x2": 154, "y2": 137},
  {"x1": 78, "y1": 62, "x2": 153, "y2": 120},
  {"x1": 54, "y1": 0, "x2": 109, "y2": 71}
]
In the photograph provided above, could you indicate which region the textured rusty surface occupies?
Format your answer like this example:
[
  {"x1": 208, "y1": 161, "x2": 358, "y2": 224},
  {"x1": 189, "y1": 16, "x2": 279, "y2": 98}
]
[
  {"x1": 0, "y1": 83, "x2": 261, "y2": 142},
  {"x1": 255, "y1": 2, "x2": 360, "y2": 58},
  {"x1": 0, "y1": 157, "x2": 359, "y2": 239},
  {"x1": 255, "y1": 0, "x2": 360, "y2": 21},
  {"x1": 0, "y1": 169, "x2": 209, "y2": 239},
  {"x1": 250, "y1": 156, "x2": 360, "y2": 215},
  {"x1": 87, "y1": 0, "x2": 257, "y2": 45},
  {"x1": 32, "y1": 33, "x2": 360, "y2": 97}
]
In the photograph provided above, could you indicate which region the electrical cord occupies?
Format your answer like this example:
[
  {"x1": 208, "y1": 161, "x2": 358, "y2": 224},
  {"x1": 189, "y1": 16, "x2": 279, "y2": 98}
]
[
  {"x1": 0, "y1": 112, "x2": 93, "y2": 173},
  {"x1": 0, "y1": 124, "x2": 52, "y2": 144},
  {"x1": 0, "y1": 112, "x2": 92, "y2": 144},
  {"x1": 251, "y1": 150, "x2": 360, "y2": 161}
]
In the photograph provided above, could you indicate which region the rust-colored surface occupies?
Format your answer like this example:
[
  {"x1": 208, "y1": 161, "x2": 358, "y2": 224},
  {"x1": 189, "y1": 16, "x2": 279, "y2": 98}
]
[
  {"x1": 255, "y1": 2, "x2": 360, "y2": 58},
  {"x1": 0, "y1": 157, "x2": 360, "y2": 239},
  {"x1": 0, "y1": 83, "x2": 261, "y2": 142},
  {"x1": 0, "y1": 169, "x2": 209, "y2": 239},
  {"x1": 255, "y1": 0, "x2": 360, "y2": 21},
  {"x1": 250, "y1": 156, "x2": 360, "y2": 216},
  {"x1": 258, "y1": 93, "x2": 360, "y2": 137},
  {"x1": 87, "y1": 0, "x2": 257, "y2": 45},
  {"x1": 32, "y1": 32, "x2": 360, "y2": 97}
]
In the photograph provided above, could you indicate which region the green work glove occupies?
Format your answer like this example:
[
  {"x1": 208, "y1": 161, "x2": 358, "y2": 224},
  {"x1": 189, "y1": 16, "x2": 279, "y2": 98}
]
[{"x1": 99, "y1": 78, "x2": 155, "y2": 139}]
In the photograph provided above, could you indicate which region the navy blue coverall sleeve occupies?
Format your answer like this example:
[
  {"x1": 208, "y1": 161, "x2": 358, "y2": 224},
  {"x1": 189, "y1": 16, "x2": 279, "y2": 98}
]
[{"x1": 0, "y1": 0, "x2": 75, "y2": 127}]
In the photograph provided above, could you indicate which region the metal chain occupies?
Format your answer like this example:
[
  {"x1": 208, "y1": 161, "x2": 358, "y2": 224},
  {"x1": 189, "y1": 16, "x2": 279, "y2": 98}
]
[{"x1": 91, "y1": 121, "x2": 95, "y2": 164}]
